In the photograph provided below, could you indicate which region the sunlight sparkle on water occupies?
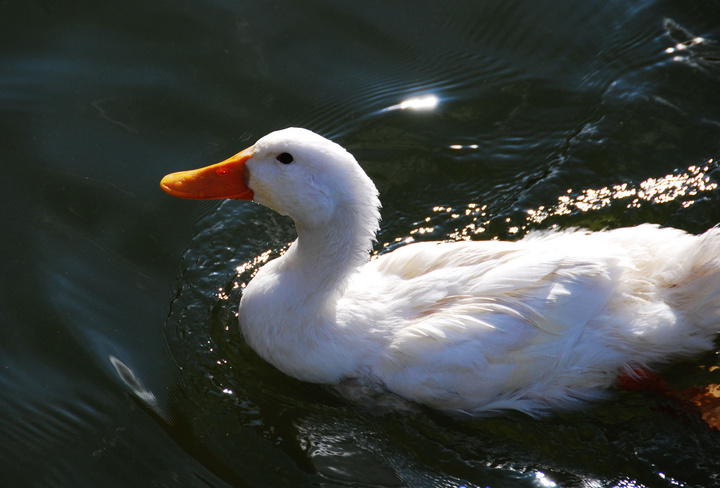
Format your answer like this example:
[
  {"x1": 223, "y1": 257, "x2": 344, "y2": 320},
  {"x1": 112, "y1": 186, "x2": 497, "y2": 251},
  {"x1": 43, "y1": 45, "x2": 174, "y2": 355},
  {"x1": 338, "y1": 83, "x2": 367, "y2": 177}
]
[
  {"x1": 658, "y1": 472, "x2": 687, "y2": 487},
  {"x1": 611, "y1": 480, "x2": 649, "y2": 488},
  {"x1": 449, "y1": 144, "x2": 480, "y2": 150},
  {"x1": 526, "y1": 161, "x2": 717, "y2": 225},
  {"x1": 533, "y1": 471, "x2": 557, "y2": 488},
  {"x1": 665, "y1": 36, "x2": 704, "y2": 54},
  {"x1": 400, "y1": 160, "x2": 717, "y2": 243},
  {"x1": 384, "y1": 94, "x2": 439, "y2": 112}
]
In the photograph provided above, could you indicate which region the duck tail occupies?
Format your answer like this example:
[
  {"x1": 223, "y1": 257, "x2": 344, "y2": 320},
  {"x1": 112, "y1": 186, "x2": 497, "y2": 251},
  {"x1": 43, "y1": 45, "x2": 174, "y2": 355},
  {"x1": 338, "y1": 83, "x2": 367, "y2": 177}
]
[{"x1": 663, "y1": 226, "x2": 720, "y2": 337}]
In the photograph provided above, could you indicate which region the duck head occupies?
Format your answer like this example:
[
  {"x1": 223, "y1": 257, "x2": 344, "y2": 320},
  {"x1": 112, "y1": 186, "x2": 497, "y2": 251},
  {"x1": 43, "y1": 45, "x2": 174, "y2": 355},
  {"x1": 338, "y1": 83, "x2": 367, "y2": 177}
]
[{"x1": 160, "y1": 128, "x2": 379, "y2": 229}]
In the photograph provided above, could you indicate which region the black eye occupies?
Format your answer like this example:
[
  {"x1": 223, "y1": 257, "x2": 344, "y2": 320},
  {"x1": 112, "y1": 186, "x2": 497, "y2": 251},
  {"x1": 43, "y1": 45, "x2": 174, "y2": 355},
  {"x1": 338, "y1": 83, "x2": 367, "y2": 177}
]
[{"x1": 276, "y1": 152, "x2": 294, "y2": 164}]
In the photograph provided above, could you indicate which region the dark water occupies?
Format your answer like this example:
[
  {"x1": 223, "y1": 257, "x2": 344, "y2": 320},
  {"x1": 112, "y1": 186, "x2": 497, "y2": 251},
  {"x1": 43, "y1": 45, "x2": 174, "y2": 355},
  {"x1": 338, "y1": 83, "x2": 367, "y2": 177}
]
[{"x1": 2, "y1": 1, "x2": 720, "y2": 486}]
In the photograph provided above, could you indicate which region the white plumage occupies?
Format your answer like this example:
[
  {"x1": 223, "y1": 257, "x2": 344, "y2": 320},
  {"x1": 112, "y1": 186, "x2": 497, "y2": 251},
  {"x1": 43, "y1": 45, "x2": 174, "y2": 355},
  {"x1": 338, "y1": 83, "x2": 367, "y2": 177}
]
[{"x1": 161, "y1": 128, "x2": 720, "y2": 415}]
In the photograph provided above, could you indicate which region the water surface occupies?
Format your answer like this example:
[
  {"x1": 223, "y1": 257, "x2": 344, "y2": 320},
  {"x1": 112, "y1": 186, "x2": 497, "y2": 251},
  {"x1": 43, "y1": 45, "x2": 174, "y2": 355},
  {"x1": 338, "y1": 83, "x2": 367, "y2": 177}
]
[{"x1": 2, "y1": 1, "x2": 720, "y2": 487}]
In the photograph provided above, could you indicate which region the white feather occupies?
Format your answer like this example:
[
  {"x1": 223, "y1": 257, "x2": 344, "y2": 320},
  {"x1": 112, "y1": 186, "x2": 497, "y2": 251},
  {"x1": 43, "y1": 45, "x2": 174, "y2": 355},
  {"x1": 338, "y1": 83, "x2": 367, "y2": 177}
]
[{"x1": 231, "y1": 128, "x2": 720, "y2": 415}]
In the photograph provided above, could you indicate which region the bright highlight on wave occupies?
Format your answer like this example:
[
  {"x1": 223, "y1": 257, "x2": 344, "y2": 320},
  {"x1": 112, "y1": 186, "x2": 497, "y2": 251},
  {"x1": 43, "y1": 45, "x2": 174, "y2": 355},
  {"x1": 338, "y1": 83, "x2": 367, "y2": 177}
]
[
  {"x1": 527, "y1": 161, "x2": 718, "y2": 225},
  {"x1": 383, "y1": 95, "x2": 439, "y2": 112},
  {"x1": 665, "y1": 36, "x2": 704, "y2": 54},
  {"x1": 402, "y1": 160, "x2": 718, "y2": 242}
]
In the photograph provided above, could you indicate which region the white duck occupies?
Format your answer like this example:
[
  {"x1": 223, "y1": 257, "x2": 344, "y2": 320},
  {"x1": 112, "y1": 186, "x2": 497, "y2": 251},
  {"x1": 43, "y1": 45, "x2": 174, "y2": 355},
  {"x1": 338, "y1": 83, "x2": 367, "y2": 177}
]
[{"x1": 161, "y1": 127, "x2": 720, "y2": 415}]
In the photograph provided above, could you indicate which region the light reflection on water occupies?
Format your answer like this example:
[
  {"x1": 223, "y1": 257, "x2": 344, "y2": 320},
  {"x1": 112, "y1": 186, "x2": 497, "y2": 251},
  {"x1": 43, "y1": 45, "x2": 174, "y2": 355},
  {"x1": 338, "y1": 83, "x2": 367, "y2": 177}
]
[
  {"x1": 399, "y1": 161, "x2": 719, "y2": 242},
  {"x1": 382, "y1": 94, "x2": 441, "y2": 112}
]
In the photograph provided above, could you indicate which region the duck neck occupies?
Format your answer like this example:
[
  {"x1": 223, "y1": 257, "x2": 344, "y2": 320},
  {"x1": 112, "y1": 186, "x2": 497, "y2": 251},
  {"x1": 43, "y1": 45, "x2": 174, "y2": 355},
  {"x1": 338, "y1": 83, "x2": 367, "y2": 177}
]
[
  {"x1": 287, "y1": 212, "x2": 375, "y2": 299},
  {"x1": 238, "y1": 186, "x2": 380, "y2": 383}
]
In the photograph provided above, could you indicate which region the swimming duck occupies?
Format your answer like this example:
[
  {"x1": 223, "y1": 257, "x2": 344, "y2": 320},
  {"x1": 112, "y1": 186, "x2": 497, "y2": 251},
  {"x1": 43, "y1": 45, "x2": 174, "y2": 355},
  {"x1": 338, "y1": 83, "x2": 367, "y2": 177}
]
[{"x1": 161, "y1": 127, "x2": 720, "y2": 415}]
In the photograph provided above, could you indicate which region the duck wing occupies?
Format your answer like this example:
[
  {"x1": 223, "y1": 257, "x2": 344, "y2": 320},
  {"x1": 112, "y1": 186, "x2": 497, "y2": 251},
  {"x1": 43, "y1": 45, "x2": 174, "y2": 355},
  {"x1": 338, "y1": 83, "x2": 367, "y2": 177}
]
[{"x1": 343, "y1": 239, "x2": 625, "y2": 414}]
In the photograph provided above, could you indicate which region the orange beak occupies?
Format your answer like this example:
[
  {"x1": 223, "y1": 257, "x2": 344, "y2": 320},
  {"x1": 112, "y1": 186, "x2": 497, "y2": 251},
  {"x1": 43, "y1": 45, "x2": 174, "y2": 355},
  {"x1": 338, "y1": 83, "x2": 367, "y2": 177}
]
[{"x1": 160, "y1": 147, "x2": 254, "y2": 200}]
